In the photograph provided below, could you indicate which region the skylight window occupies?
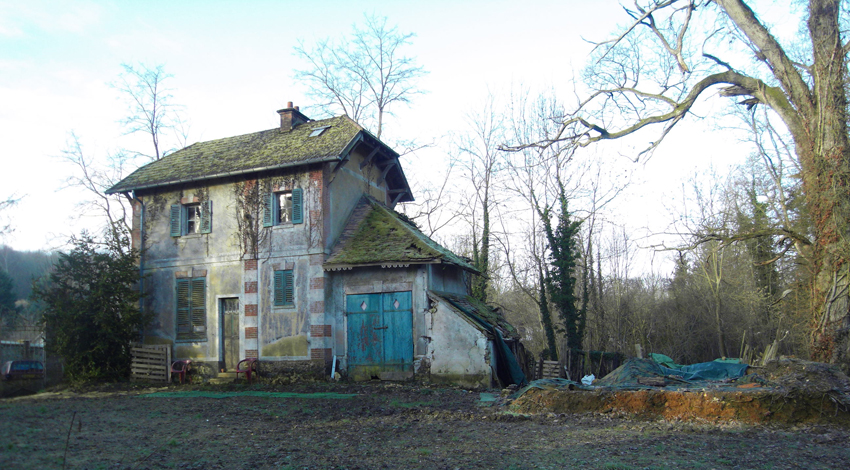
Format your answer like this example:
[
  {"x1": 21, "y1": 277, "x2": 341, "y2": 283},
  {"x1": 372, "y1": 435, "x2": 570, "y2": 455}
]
[{"x1": 309, "y1": 126, "x2": 330, "y2": 137}]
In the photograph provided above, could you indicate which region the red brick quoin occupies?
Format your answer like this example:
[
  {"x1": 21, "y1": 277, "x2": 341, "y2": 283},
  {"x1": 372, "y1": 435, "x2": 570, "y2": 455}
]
[
  {"x1": 245, "y1": 327, "x2": 258, "y2": 339},
  {"x1": 244, "y1": 281, "x2": 258, "y2": 294},
  {"x1": 310, "y1": 325, "x2": 332, "y2": 337},
  {"x1": 245, "y1": 349, "x2": 258, "y2": 359},
  {"x1": 310, "y1": 348, "x2": 332, "y2": 360},
  {"x1": 243, "y1": 259, "x2": 257, "y2": 271},
  {"x1": 244, "y1": 304, "x2": 258, "y2": 316}
]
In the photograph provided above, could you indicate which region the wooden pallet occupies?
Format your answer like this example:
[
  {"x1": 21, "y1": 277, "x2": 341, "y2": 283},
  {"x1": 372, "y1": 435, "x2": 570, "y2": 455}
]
[
  {"x1": 130, "y1": 343, "x2": 171, "y2": 383},
  {"x1": 539, "y1": 360, "x2": 562, "y2": 379}
]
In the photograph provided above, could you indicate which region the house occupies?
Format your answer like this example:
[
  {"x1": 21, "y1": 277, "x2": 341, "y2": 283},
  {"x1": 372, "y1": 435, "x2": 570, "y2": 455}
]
[{"x1": 106, "y1": 104, "x2": 525, "y2": 388}]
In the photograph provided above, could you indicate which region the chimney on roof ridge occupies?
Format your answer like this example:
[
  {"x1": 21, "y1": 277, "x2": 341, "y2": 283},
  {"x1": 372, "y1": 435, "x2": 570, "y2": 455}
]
[{"x1": 277, "y1": 102, "x2": 310, "y2": 132}]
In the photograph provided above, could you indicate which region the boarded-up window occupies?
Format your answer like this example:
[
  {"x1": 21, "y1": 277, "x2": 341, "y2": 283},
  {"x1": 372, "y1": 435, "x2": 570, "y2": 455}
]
[{"x1": 176, "y1": 277, "x2": 206, "y2": 341}]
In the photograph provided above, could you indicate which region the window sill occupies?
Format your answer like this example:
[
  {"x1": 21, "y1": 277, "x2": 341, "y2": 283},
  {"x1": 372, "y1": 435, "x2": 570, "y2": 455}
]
[{"x1": 175, "y1": 338, "x2": 208, "y2": 343}]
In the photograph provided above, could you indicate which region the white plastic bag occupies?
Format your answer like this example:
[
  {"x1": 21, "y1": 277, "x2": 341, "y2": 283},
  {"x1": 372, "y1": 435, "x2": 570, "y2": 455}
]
[{"x1": 581, "y1": 374, "x2": 595, "y2": 385}]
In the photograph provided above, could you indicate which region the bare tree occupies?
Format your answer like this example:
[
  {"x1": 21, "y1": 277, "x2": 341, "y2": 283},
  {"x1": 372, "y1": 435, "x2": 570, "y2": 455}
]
[
  {"x1": 294, "y1": 14, "x2": 426, "y2": 139},
  {"x1": 452, "y1": 94, "x2": 506, "y2": 303},
  {"x1": 0, "y1": 195, "x2": 21, "y2": 239},
  {"x1": 114, "y1": 63, "x2": 186, "y2": 161},
  {"x1": 61, "y1": 64, "x2": 187, "y2": 249},
  {"x1": 515, "y1": 0, "x2": 850, "y2": 366}
]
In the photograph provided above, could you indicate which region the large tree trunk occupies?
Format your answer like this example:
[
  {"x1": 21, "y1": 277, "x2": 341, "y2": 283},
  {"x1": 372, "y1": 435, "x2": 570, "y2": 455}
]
[{"x1": 800, "y1": 0, "x2": 850, "y2": 367}]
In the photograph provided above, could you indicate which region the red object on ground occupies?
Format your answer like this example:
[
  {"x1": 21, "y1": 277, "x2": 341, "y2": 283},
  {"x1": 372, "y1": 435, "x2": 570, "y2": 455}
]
[
  {"x1": 170, "y1": 359, "x2": 192, "y2": 384},
  {"x1": 236, "y1": 358, "x2": 259, "y2": 384}
]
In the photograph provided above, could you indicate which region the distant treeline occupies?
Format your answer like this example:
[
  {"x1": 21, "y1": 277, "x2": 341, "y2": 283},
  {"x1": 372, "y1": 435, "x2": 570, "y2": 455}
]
[{"x1": 0, "y1": 245, "x2": 58, "y2": 300}]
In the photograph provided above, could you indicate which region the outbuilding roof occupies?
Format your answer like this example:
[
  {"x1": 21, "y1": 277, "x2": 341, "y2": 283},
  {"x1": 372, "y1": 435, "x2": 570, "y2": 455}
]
[
  {"x1": 324, "y1": 196, "x2": 476, "y2": 273},
  {"x1": 428, "y1": 290, "x2": 519, "y2": 339}
]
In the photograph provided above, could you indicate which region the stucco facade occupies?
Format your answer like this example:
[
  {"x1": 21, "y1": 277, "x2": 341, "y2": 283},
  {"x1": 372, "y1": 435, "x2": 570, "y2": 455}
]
[{"x1": 108, "y1": 106, "x2": 524, "y2": 387}]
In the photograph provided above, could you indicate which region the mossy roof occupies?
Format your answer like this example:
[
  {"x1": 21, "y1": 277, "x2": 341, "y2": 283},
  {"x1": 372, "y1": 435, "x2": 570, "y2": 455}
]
[
  {"x1": 324, "y1": 196, "x2": 476, "y2": 272},
  {"x1": 428, "y1": 290, "x2": 519, "y2": 339},
  {"x1": 106, "y1": 115, "x2": 366, "y2": 194}
]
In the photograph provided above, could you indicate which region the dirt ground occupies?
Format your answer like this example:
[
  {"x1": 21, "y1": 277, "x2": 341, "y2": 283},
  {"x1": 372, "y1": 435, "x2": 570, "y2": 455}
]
[{"x1": 2, "y1": 380, "x2": 849, "y2": 470}]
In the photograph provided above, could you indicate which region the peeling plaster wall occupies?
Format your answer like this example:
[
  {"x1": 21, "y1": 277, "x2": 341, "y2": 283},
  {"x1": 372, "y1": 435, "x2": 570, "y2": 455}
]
[
  {"x1": 428, "y1": 300, "x2": 493, "y2": 388},
  {"x1": 137, "y1": 167, "x2": 329, "y2": 366},
  {"x1": 326, "y1": 146, "x2": 390, "y2": 253}
]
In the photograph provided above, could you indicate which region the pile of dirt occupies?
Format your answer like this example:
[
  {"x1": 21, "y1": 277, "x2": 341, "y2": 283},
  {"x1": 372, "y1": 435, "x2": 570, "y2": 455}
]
[{"x1": 511, "y1": 357, "x2": 850, "y2": 425}]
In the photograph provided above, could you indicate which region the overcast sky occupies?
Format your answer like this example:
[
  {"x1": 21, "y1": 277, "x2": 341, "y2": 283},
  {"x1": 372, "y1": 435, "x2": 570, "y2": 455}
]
[{"x1": 0, "y1": 0, "x2": 767, "y2": 272}]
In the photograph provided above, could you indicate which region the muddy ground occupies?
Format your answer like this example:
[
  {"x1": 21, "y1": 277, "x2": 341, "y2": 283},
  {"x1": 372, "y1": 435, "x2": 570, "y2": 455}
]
[{"x1": 1, "y1": 381, "x2": 849, "y2": 470}]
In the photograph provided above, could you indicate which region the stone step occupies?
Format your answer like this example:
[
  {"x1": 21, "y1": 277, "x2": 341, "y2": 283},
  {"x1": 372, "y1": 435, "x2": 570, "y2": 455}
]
[{"x1": 207, "y1": 371, "x2": 238, "y2": 384}]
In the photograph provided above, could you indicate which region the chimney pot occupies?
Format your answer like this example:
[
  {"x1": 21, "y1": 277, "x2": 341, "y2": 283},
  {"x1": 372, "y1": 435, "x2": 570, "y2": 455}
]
[{"x1": 287, "y1": 101, "x2": 293, "y2": 108}]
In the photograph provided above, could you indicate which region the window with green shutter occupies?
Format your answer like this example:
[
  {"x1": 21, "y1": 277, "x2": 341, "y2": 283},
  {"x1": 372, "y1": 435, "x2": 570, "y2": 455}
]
[
  {"x1": 263, "y1": 188, "x2": 303, "y2": 227},
  {"x1": 171, "y1": 201, "x2": 212, "y2": 236},
  {"x1": 176, "y1": 277, "x2": 207, "y2": 341},
  {"x1": 273, "y1": 269, "x2": 294, "y2": 307}
]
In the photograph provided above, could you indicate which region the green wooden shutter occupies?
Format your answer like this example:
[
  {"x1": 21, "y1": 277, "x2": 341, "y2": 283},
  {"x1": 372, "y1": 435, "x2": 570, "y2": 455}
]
[
  {"x1": 176, "y1": 279, "x2": 190, "y2": 338},
  {"x1": 263, "y1": 193, "x2": 274, "y2": 227},
  {"x1": 170, "y1": 205, "x2": 182, "y2": 237},
  {"x1": 273, "y1": 270, "x2": 284, "y2": 306},
  {"x1": 190, "y1": 278, "x2": 206, "y2": 339},
  {"x1": 200, "y1": 200, "x2": 212, "y2": 234},
  {"x1": 292, "y1": 188, "x2": 303, "y2": 224},
  {"x1": 284, "y1": 270, "x2": 294, "y2": 306}
]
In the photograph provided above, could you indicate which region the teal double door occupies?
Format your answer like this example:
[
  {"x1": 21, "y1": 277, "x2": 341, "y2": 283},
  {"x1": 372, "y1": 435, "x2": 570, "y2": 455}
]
[{"x1": 346, "y1": 291, "x2": 413, "y2": 380}]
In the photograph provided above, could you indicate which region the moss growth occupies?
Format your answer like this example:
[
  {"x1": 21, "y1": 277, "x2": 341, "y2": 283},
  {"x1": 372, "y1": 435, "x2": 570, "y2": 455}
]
[
  {"x1": 174, "y1": 345, "x2": 206, "y2": 359},
  {"x1": 143, "y1": 336, "x2": 173, "y2": 346},
  {"x1": 326, "y1": 197, "x2": 475, "y2": 271},
  {"x1": 108, "y1": 115, "x2": 361, "y2": 194},
  {"x1": 261, "y1": 335, "x2": 308, "y2": 357}
]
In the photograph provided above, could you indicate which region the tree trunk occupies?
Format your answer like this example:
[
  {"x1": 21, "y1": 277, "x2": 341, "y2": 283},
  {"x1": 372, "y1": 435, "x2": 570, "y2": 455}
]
[{"x1": 800, "y1": 0, "x2": 850, "y2": 366}]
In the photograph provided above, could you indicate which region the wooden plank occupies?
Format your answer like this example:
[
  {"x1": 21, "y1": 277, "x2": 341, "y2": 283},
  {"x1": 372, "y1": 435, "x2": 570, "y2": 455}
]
[{"x1": 130, "y1": 344, "x2": 170, "y2": 383}]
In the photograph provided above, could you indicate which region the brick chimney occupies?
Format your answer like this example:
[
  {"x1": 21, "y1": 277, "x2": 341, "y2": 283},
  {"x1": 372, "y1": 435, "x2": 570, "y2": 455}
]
[{"x1": 277, "y1": 102, "x2": 310, "y2": 132}]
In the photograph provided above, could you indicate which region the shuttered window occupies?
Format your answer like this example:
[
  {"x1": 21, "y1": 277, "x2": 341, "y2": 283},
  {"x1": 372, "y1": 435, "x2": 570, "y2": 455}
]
[
  {"x1": 176, "y1": 277, "x2": 207, "y2": 341},
  {"x1": 263, "y1": 188, "x2": 303, "y2": 227},
  {"x1": 170, "y1": 201, "x2": 212, "y2": 236},
  {"x1": 273, "y1": 269, "x2": 294, "y2": 307}
]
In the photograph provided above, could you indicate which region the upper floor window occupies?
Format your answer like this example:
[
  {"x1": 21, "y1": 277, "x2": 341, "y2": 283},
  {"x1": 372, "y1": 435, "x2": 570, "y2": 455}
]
[
  {"x1": 171, "y1": 201, "x2": 212, "y2": 236},
  {"x1": 263, "y1": 188, "x2": 303, "y2": 227}
]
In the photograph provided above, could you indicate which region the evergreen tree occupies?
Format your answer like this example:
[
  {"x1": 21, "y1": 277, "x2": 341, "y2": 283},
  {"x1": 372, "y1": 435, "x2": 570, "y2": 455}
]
[
  {"x1": 0, "y1": 268, "x2": 16, "y2": 328},
  {"x1": 33, "y1": 233, "x2": 149, "y2": 381},
  {"x1": 540, "y1": 183, "x2": 584, "y2": 351}
]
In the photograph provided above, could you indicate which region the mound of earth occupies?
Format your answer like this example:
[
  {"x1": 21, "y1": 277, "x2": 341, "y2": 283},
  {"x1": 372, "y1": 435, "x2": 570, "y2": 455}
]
[{"x1": 511, "y1": 357, "x2": 850, "y2": 425}]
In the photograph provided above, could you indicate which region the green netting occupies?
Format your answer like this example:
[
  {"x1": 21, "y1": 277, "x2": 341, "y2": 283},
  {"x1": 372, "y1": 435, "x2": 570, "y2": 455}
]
[{"x1": 139, "y1": 391, "x2": 357, "y2": 399}]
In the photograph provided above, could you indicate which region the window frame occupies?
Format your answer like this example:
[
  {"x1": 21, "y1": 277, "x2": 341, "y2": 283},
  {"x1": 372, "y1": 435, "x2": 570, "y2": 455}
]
[
  {"x1": 171, "y1": 200, "x2": 212, "y2": 237},
  {"x1": 175, "y1": 277, "x2": 207, "y2": 342},
  {"x1": 263, "y1": 187, "x2": 303, "y2": 227}
]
